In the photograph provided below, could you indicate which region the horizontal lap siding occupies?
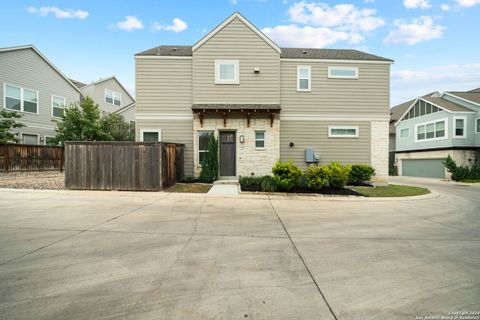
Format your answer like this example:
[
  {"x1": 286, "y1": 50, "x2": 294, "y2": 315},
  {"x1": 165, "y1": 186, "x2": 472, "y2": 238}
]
[
  {"x1": 280, "y1": 120, "x2": 371, "y2": 169},
  {"x1": 193, "y1": 18, "x2": 280, "y2": 104},
  {"x1": 136, "y1": 119, "x2": 193, "y2": 177},
  {"x1": 136, "y1": 59, "x2": 192, "y2": 114},
  {"x1": 82, "y1": 78, "x2": 134, "y2": 114},
  {"x1": 280, "y1": 60, "x2": 389, "y2": 116}
]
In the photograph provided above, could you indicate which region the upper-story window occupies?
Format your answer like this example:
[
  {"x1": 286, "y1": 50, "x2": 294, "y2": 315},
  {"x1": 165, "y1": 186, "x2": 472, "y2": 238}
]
[
  {"x1": 400, "y1": 128, "x2": 410, "y2": 139},
  {"x1": 105, "y1": 89, "x2": 121, "y2": 106},
  {"x1": 416, "y1": 119, "x2": 447, "y2": 142},
  {"x1": 215, "y1": 60, "x2": 239, "y2": 84},
  {"x1": 4, "y1": 84, "x2": 38, "y2": 114},
  {"x1": 403, "y1": 100, "x2": 440, "y2": 121},
  {"x1": 297, "y1": 66, "x2": 311, "y2": 91},
  {"x1": 52, "y1": 95, "x2": 66, "y2": 118},
  {"x1": 328, "y1": 66, "x2": 359, "y2": 79},
  {"x1": 476, "y1": 118, "x2": 480, "y2": 133},
  {"x1": 454, "y1": 117, "x2": 466, "y2": 138}
]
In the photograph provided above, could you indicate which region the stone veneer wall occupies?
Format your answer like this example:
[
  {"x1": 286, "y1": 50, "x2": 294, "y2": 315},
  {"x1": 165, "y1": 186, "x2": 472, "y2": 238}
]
[
  {"x1": 370, "y1": 121, "x2": 389, "y2": 179},
  {"x1": 193, "y1": 114, "x2": 280, "y2": 177}
]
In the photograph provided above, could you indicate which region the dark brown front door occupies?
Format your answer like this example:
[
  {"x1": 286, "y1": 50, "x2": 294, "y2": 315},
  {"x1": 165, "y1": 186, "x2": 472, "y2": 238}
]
[{"x1": 219, "y1": 131, "x2": 236, "y2": 176}]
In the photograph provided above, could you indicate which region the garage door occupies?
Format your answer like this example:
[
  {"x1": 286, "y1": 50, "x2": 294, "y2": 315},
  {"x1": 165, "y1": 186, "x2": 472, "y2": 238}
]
[{"x1": 402, "y1": 158, "x2": 446, "y2": 179}]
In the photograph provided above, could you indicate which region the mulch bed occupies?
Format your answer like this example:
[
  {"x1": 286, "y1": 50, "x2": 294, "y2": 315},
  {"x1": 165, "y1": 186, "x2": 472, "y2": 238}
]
[{"x1": 241, "y1": 185, "x2": 363, "y2": 196}]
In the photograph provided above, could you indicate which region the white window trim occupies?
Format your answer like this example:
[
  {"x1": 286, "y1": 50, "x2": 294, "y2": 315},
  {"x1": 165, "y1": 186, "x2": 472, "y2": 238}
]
[
  {"x1": 255, "y1": 130, "x2": 266, "y2": 150},
  {"x1": 21, "y1": 133, "x2": 39, "y2": 145},
  {"x1": 476, "y1": 118, "x2": 480, "y2": 134},
  {"x1": 414, "y1": 118, "x2": 448, "y2": 142},
  {"x1": 297, "y1": 65, "x2": 311, "y2": 92},
  {"x1": 3, "y1": 82, "x2": 39, "y2": 115},
  {"x1": 197, "y1": 130, "x2": 214, "y2": 167},
  {"x1": 140, "y1": 129, "x2": 162, "y2": 142},
  {"x1": 453, "y1": 116, "x2": 467, "y2": 138},
  {"x1": 215, "y1": 60, "x2": 239, "y2": 84},
  {"x1": 328, "y1": 126, "x2": 359, "y2": 138},
  {"x1": 105, "y1": 88, "x2": 122, "y2": 106},
  {"x1": 328, "y1": 66, "x2": 359, "y2": 79},
  {"x1": 399, "y1": 127, "x2": 410, "y2": 139},
  {"x1": 51, "y1": 95, "x2": 66, "y2": 118}
]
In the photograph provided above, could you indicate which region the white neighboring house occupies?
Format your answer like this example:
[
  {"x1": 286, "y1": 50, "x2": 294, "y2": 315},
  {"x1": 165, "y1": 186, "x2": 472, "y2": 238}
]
[{"x1": 0, "y1": 45, "x2": 81, "y2": 145}]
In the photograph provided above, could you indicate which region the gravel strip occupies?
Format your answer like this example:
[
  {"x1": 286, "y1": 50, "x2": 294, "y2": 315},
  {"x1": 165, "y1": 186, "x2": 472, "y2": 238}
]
[{"x1": 0, "y1": 171, "x2": 65, "y2": 190}]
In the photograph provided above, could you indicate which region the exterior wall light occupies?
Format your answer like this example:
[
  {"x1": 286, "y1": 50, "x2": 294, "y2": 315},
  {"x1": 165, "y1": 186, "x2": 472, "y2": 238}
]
[{"x1": 239, "y1": 135, "x2": 245, "y2": 143}]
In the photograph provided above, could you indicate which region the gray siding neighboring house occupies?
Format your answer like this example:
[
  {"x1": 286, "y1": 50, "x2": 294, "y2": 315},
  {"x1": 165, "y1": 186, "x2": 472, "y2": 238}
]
[
  {"x1": 135, "y1": 12, "x2": 393, "y2": 179},
  {"x1": 391, "y1": 89, "x2": 480, "y2": 179},
  {"x1": 0, "y1": 45, "x2": 81, "y2": 144}
]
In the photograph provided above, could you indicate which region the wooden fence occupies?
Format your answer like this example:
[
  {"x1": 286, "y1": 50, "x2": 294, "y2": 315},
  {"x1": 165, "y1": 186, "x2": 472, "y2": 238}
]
[
  {"x1": 64, "y1": 142, "x2": 184, "y2": 191},
  {"x1": 0, "y1": 144, "x2": 64, "y2": 172}
]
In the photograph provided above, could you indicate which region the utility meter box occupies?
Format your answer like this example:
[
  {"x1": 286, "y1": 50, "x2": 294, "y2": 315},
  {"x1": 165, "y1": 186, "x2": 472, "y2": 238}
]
[{"x1": 305, "y1": 148, "x2": 319, "y2": 163}]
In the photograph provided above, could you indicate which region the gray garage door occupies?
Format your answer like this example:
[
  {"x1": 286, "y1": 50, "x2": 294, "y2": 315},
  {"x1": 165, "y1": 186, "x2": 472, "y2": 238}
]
[{"x1": 402, "y1": 158, "x2": 446, "y2": 179}]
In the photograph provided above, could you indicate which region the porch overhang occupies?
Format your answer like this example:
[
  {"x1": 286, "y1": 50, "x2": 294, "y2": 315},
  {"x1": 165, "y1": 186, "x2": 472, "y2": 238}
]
[{"x1": 192, "y1": 104, "x2": 281, "y2": 128}]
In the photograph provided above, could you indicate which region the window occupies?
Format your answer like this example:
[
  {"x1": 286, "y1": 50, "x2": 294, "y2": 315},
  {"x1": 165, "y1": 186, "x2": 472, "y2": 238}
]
[
  {"x1": 477, "y1": 118, "x2": 480, "y2": 133},
  {"x1": 52, "y1": 95, "x2": 66, "y2": 118},
  {"x1": 416, "y1": 119, "x2": 447, "y2": 142},
  {"x1": 328, "y1": 126, "x2": 359, "y2": 138},
  {"x1": 141, "y1": 130, "x2": 161, "y2": 142},
  {"x1": 328, "y1": 66, "x2": 359, "y2": 79},
  {"x1": 22, "y1": 133, "x2": 38, "y2": 145},
  {"x1": 198, "y1": 131, "x2": 214, "y2": 165},
  {"x1": 402, "y1": 99, "x2": 441, "y2": 121},
  {"x1": 400, "y1": 128, "x2": 410, "y2": 139},
  {"x1": 215, "y1": 60, "x2": 239, "y2": 84},
  {"x1": 297, "y1": 66, "x2": 311, "y2": 91},
  {"x1": 255, "y1": 131, "x2": 265, "y2": 148},
  {"x1": 454, "y1": 117, "x2": 466, "y2": 138},
  {"x1": 105, "y1": 89, "x2": 121, "y2": 106},
  {"x1": 4, "y1": 84, "x2": 38, "y2": 113}
]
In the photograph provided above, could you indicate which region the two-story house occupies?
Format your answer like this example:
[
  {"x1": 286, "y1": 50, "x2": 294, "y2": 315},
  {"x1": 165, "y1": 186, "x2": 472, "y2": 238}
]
[
  {"x1": 135, "y1": 12, "x2": 393, "y2": 180},
  {"x1": 393, "y1": 88, "x2": 480, "y2": 179},
  {"x1": 70, "y1": 76, "x2": 136, "y2": 124},
  {"x1": 0, "y1": 45, "x2": 81, "y2": 145}
]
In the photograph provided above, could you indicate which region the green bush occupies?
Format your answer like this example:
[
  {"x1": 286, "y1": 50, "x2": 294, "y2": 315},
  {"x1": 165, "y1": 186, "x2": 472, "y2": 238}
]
[
  {"x1": 272, "y1": 161, "x2": 303, "y2": 191},
  {"x1": 305, "y1": 165, "x2": 329, "y2": 190},
  {"x1": 260, "y1": 175, "x2": 277, "y2": 192},
  {"x1": 239, "y1": 175, "x2": 277, "y2": 192},
  {"x1": 443, "y1": 154, "x2": 480, "y2": 181},
  {"x1": 348, "y1": 164, "x2": 375, "y2": 184},
  {"x1": 199, "y1": 135, "x2": 218, "y2": 183},
  {"x1": 325, "y1": 162, "x2": 351, "y2": 188}
]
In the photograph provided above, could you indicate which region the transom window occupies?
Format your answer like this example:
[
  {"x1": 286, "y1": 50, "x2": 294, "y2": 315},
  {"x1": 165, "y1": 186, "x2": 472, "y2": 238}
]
[
  {"x1": 454, "y1": 117, "x2": 466, "y2": 138},
  {"x1": 416, "y1": 119, "x2": 446, "y2": 141},
  {"x1": 52, "y1": 95, "x2": 66, "y2": 118},
  {"x1": 4, "y1": 84, "x2": 38, "y2": 114},
  {"x1": 198, "y1": 131, "x2": 214, "y2": 165},
  {"x1": 297, "y1": 65, "x2": 311, "y2": 91},
  {"x1": 215, "y1": 60, "x2": 239, "y2": 84},
  {"x1": 403, "y1": 100, "x2": 441, "y2": 121},
  {"x1": 105, "y1": 89, "x2": 122, "y2": 106},
  {"x1": 400, "y1": 127, "x2": 410, "y2": 139},
  {"x1": 328, "y1": 66, "x2": 359, "y2": 79},
  {"x1": 328, "y1": 126, "x2": 359, "y2": 138},
  {"x1": 255, "y1": 131, "x2": 265, "y2": 148},
  {"x1": 476, "y1": 118, "x2": 480, "y2": 133},
  {"x1": 141, "y1": 130, "x2": 161, "y2": 142}
]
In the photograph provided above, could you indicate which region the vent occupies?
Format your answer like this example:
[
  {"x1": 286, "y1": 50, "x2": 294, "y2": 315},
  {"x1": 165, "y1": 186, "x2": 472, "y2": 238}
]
[
  {"x1": 302, "y1": 50, "x2": 308, "y2": 54},
  {"x1": 172, "y1": 47, "x2": 178, "y2": 51}
]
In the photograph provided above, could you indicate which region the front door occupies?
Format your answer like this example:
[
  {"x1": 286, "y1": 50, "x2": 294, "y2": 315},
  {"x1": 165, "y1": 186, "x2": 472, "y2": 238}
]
[{"x1": 219, "y1": 131, "x2": 236, "y2": 176}]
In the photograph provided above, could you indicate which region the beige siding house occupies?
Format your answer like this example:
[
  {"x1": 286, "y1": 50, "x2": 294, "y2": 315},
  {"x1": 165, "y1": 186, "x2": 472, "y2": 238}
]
[{"x1": 135, "y1": 12, "x2": 393, "y2": 179}]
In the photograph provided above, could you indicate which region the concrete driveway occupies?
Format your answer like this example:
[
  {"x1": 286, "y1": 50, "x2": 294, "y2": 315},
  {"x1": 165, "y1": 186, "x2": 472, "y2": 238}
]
[{"x1": 0, "y1": 179, "x2": 479, "y2": 320}]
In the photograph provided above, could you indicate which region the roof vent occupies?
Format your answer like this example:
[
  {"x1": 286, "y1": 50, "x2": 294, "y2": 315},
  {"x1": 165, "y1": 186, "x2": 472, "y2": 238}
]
[
  {"x1": 172, "y1": 47, "x2": 178, "y2": 51},
  {"x1": 302, "y1": 50, "x2": 308, "y2": 54}
]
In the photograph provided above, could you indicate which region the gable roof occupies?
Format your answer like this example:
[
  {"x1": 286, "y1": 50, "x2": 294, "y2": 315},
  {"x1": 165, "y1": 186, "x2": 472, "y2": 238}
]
[
  {"x1": 469, "y1": 87, "x2": 480, "y2": 93},
  {"x1": 445, "y1": 91, "x2": 480, "y2": 105},
  {"x1": 192, "y1": 12, "x2": 281, "y2": 54},
  {"x1": 69, "y1": 78, "x2": 88, "y2": 89},
  {"x1": 136, "y1": 45, "x2": 192, "y2": 56},
  {"x1": 114, "y1": 102, "x2": 136, "y2": 115},
  {"x1": 421, "y1": 95, "x2": 474, "y2": 112},
  {"x1": 80, "y1": 76, "x2": 135, "y2": 102},
  {"x1": 0, "y1": 44, "x2": 82, "y2": 94}
]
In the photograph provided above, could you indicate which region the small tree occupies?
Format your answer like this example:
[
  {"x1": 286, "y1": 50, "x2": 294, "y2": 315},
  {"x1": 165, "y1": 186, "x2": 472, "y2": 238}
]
[
  {"x1": 0, "y1": 110, "x2": 24, "y2": 144},
  {"x1": 100, "y1": 112, "x2": 134, "y2": 141},
  {"x1": 199, "y1": 135, "x2": 218, "y2": 183}
]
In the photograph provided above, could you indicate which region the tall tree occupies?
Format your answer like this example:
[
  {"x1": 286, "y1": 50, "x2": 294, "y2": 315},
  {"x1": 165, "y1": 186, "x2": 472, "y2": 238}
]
[
  {"x1": 0, "y1": 110, "x2": 24, "y2": 144},
  {"x1": 100, "y1": 112, "x2": 135, "y2": 141}
]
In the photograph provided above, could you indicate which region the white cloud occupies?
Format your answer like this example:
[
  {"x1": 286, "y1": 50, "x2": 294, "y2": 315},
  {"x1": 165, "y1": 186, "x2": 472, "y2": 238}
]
[
  {"x1": 151, "y1": 18, "x2": 188, "y2": 33},
  {"x1": 403, "y1": 0, "x2": 432, "y2": 9},
  {"x1": 27, "y1": 6, "x2": 89, "y2": 19},
  {"x1": 116, "y1": 16, "x2": 144, "y2": 31},
  {"x1": 455, "y1": 0, "x2": 480, "y2": 7},
  {"x1": 262, "y1": 2, "x2": 384, "y2": 48},
  {"x1": 364, "y1": 0, "x2": 375, "y2": 3},
  {"x1": 440, "y1": 4, "x2": 451, "y2": 10},
  {"x1": 384, "y1": 16, "x2": 445, "y2": 45}
]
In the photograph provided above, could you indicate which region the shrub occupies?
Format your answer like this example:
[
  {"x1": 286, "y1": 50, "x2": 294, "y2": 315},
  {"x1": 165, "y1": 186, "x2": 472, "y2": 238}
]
[
  {"x1": 260, "y1": 175, "x2": 277, "y2": 192},
  {"x1": 348, "y1": 164, "x2": 375, "y2": 184},
  {"x1": 199, "y1": 135, "x2": 218, "y2": 183},
  {"x1": 272, "y1": 161, "x2": 303, "y2": 191},
  {"x1": 305, "y1": 165, "x2": 329, "y2": 190},
  {"x1": 325, "y1": 162, "x2": 351, "y2": 188},
  {"x1": 239, "y1": 175, "x2": 277, "y2": 192},
  {"x1": 443, "y1": 154, "x2": 480, "y2": 181}
]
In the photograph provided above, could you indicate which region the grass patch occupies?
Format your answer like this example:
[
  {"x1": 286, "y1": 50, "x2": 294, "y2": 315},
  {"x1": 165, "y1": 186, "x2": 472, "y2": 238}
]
[
  {"x1": 350, "y1": 184, "x2": 430, "y2": 197},
  {"x1": 164, "y1": 183, "x2": 212, "y2": 193},
  {"x1": 460, "y1": 179, "x2": 480, "y2": 183}
]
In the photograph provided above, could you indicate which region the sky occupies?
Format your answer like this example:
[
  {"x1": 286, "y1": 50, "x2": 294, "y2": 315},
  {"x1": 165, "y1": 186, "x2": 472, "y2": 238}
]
[{"x1": 1, "y1": 0, "x2": 479, "y2": 107}]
